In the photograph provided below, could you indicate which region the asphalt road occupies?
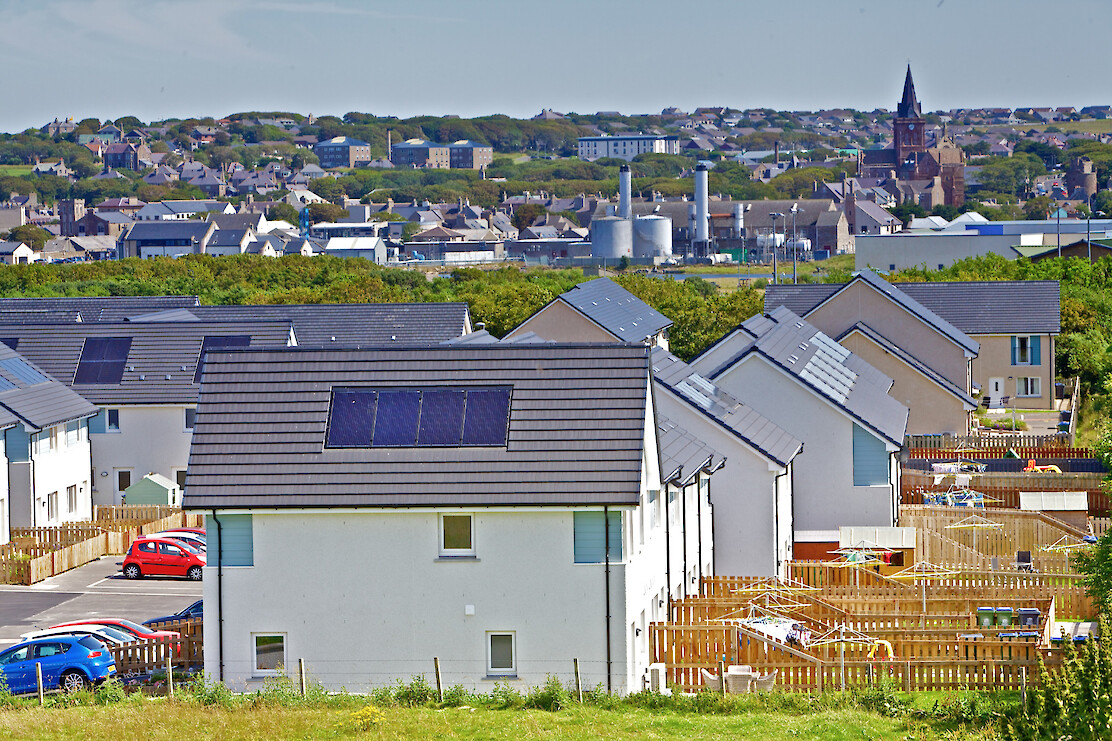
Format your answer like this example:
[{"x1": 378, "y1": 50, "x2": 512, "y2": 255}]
[{"x1": 0, "y1": 556, "x2": 202, "y2": 647}]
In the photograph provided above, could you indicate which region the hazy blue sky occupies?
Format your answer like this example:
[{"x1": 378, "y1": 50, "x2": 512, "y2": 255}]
[{"x1": 2, "y1": 0, "x2": 1106, "y2": 132}]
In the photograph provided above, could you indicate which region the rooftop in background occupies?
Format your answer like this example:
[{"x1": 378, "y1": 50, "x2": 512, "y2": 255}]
[
  {"x1": 558, "y1": 278, "x2": 672, "y2": 343},
  {"x1": 0, "y1": 342, "x2": 98, "y2": 432},
  {"x1": 183, "y1": 344, "x2": 652, "y2": 510}
]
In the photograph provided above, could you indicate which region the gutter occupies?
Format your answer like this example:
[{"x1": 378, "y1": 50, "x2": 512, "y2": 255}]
[
  {"x1": 211, "y1": 511, "x2": 225, "y2": 682},
  {"x1": 603, "y1": 505, "x2": 612, "y2": 695}
]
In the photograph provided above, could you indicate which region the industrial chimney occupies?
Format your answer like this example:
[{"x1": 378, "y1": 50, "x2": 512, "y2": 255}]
[
  {"x1": 618, "y1": 164, "x2": 632, "y2": 220},
  {"x1": 694, "y1": 163, "x2": 710, "y2": 247}
]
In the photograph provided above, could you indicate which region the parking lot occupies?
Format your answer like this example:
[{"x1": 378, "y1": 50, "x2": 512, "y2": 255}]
[{"x1": 0, "y1": 556, "x2": 202, "y2": 647}]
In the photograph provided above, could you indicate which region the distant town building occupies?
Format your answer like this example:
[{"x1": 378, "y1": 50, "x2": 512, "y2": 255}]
[
  {"x1": 391, "y1": 139, "x2": 450, "y2": 169},
  {"x1": 448, "y1": 140, "x2": 493, "y2": 170},
  {"x1": 313, "y1": 137, "x2": 372, "y2": 169},
  {"x1": 577, "y1": 134, "x2": 680, "y2": 162}
]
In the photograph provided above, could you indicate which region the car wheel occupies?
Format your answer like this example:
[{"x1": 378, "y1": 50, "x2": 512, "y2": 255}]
[
  {"x1": 61, "y1": 670, "x2": 87, "y2": 693},
  {"x1": 123, "y1": 564, "x2": 142, "y2": 579},
  {"x1": 187, "y1": 566, "x2": 203, "y2": 581}
]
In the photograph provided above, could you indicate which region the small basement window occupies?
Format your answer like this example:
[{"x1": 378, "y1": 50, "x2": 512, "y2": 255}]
[
  {"x1": 487, "y1": 632, "x2": 516, "y2": 676},
  {"x1": 253, "y1": 634, "x2": 286, "y2": 674}
]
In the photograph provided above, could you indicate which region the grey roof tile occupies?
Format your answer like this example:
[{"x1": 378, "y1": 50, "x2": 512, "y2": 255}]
[
  {"x1": 559, "y1": 278, "x2": 672, "y2": 343},
  {"x1": 183, "y1": 345, "x2": 651, "y2": 509},
  {"x1": 0, "y1": 296, "x2": 199, "y2": 323},
  {"x1": 657, "y1": 415, "x2": 725, "y2": 485},
  {"x1": 0, "y1": 343, "x2": 97, "y2": 430}
]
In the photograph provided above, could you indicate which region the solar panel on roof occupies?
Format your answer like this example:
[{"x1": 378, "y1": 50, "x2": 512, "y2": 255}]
[
  {"x1": 74, "y1": 337, "x2": 131, "y2": 384},
  {"x1": 372, "y1": 390, "x2": 420, "y2": 447},
  {"x1": 461, "y1": 387, "x2": 511, "y2": 446},
  {"x1": 0, "y1": 376, "x2": 16, "y2": 392},
  {"x1": 326, "y1": 390, "x2": 377, "y2": 447},
  {"x1": 0, "y1": 357, "x2": 47, "y2": 386},
  {"x1": 0, "y1": 339, "x2": 17, "y2": 350},
  {"x1": 417, "y1": 389, "x2": 466, "y2": 446}
]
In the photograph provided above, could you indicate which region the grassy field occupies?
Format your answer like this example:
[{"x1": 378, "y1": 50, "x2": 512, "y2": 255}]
[
  {"x1": 678, "y1": 253, "x2": 855, "y2": 292},
  {"x1": 0, "y1": 702, "x2": 1001, "y2": 741},
  {"x1": 0, "y1": 165, "x2": 32, "y2": 177},
  {"x1": 1021, "y1": 120, "x2": 1112, "y2": 135}
]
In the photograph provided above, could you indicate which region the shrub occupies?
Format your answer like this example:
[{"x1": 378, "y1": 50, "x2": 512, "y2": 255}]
[
  {"x1": 342, "y1": 704, "x2": 385, "y2": 731},
  {"x1": 93, "y1": 677, "x2": 127, "y2": 705},
  {"x1": 441, "y1": 683, "x2": 481, "y2": 707},
  {"x1": 850, "y1": 674, "x2": 910, "y2": 718},
  {"x1": 183, "y1": 674, "x2": 238, "y2": 708},
  {"x1": 490, "y1": 681, "x2": 524, "y2": 709},
  {"x1": 524, "y1": 675, "x2": 570, "y2": 711},
  {"x1": 391, "y1": 675, "x2": 436, "y2": 707}
]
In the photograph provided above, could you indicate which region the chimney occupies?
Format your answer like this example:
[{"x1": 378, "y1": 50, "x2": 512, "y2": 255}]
[
  {"x1": 694, "y1": 163, "x2": 710, "y2": 245},
  {"x1": 733, "y1": 202, "x2": 745, "y2": 239},
  {"x1": 618, "y1": 164, "x2": 632, "y2": 220}
]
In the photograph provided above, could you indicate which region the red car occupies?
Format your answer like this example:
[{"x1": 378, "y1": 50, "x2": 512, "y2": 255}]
[
  {"x1": 122, "y1": 536, "x2": 206, "y2": 581},
  {"x1": 159, "y1": 527, "x2": 206, "y2": 537},
  {"x1": 49, "y1": 618, "x2": 179, "y2": 642}
]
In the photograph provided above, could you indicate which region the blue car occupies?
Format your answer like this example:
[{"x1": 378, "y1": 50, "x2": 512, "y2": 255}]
[
  {"x1": 0, "y1": 635, "x2": 116, "y2": 694},
  {"x1": 143, "y1": 599, "x2": 203, "y2": 627}
]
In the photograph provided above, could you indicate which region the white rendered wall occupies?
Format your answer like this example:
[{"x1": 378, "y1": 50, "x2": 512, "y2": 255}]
[
  {"x1": 0, "y1": 435, "x2": 8, "y2": 544},
  {"x1": 90, "y1": 406, "x2": 192, "y2": 506},
  {"x1": 32, "y1": 422, "x2": 92, "y2": 526}
]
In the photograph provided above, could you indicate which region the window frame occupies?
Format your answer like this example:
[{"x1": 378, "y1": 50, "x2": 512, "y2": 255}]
[
  {"x1": 46, "y1": 491, "x2": 58, "y2": 520},
  {"x1": 184, "y1": 407, "x2": 197, "y2": 432},
  {"x1": 486, "y1": 631, "x2": 516, "y2": 677},
  {"x1": 67, "y1": 484, "x2": 77, "y2": 514},
  {"x1": 1019, "y1": 376, "x2": 1042, "y2": 397},
  {"x1": 116, "y1": 468, "x2": 133, "y2": 494},
  {"x1": 106, "y1": 408, "x2": 120, "y2": 433},
  {"x1": 1015, "y1": 335, "x2": 1032, "y2": 365},
  {"x1": 252, "y1": 633, "x2": 286, "y2": 675},
  {"x1": 439, "y1": 513, "x2": 475, "y2": 558}
]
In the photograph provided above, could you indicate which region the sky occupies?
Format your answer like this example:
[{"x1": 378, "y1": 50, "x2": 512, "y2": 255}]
[{"x1": 1, "y1": 0, "x2": 1107, "y2": 133}]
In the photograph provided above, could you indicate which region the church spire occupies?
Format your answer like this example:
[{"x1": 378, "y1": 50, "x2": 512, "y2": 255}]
[{"x1": 897, "y1": 65, "x2": 922, "y2": 119}]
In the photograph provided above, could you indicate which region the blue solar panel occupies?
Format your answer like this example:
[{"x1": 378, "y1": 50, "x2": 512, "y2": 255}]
[
  {"x1": 74, "y1": 337, "x2": 132, "y2": 384},
  {"x1": 0, "y1": 376, "x2": 15, "y2": 392},
  {"x1": 417, "y1": 389, "x2": 466, "y2": 446},
  {"x1": 0, "y1": 339, "x2": 18, "y2": 350},
  {"x1": 0, "y1": 357, "x2": 47, "y2": 386},
  {"x1": 326, "y1": 390, "x2": 377, "y2": 447},
  {"x1": 372, "y1": 390, "x2": 421, "y2": 447},
  {"x1": 462, "y1": 388, "x2": 511, "y2": 446},
  {"x1": 195, "y1": 335, "x2": 251, "y2": 383}
]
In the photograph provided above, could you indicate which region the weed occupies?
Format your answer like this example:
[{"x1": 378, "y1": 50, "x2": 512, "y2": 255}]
[
  {"x1": 523, "y1": 675, "x2": 570, "y2": 711},
  {"x1": 340, "y1": 704, "x2": 385, "y2": 731},
  {"x1": 93, "y1": 678, "x2": 127, "y2": 705},
  {"x1": 490, "y1": 682, "x2": 524, "y2": 709},
  {"x1": 391, "y1": 675, "x2": 436, "y2": 708},
  {"x1": 441, "y1": 684, "x2": 481, "y2": 707}
]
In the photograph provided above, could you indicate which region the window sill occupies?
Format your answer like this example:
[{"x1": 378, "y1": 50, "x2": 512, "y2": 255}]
[
  {"x1": 435, "y1": 556, "x2": 479, "y2": 562},
  {"x1": 482, "y1": 674, "x2": 517, "y2": 681}
]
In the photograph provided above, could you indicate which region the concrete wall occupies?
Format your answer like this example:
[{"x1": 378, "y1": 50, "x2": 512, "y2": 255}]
[
  {"x1": 91, "y1": 406, "x2": 192, "y2": 507},
  {"x1": 842, "y1": 332, "x2": 970, "y2": 435},
  {"x1": 508, "y1": 300, "x2": 617, "y2": 344},
  {"x1": 972, "y1": 334, "x2": 1055, "y2": 410},
  {"x1": 711, "y1": 356, "x2": 897, "y2": 531},
  {"x1": 855, "y1": 232, "x2": 1036, "y2": 272},
  {"x1": 806, "y1": 281, "x2": 970, "y2": 388},
  {"x1": 653, "y1": 385, "x2": 786, "y2": 577}
]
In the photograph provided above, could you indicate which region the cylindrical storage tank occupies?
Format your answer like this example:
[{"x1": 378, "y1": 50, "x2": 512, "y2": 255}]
[
  {"x1": 694, "y1": 164, "x2": 710, "y2": 243},
  {"x1": 618, "y1": 164, "x2": 632, "y2": 220},
  {"x1": 633, "y1": 215, "x2": 673, "y2": 259},
  {"x1": 590, "y1": 216, "x2": 633, "y2": 259}
]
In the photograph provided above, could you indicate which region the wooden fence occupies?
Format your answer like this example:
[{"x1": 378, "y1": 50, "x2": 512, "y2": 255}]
[
  {"x1": 901, "y1": 468, "x2": 1112, "y2": 514},
  {"x1": 1091, "y1": 518, "x2": 1112, "y2": 537},
  {"x1": 906, "y1": 434, "x2": 1076, "y2": 453},
  {"x1": 110, "y1": 619, "x2": 203, "y2": 677},
  {"x1": 900, "y1": 505, "x2": 1089, "y2": 565}
]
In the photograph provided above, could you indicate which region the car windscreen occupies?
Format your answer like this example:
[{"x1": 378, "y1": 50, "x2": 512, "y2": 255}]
[
  {"x1": 77, "y1": 635, "x2": 104, "y2": 651},
  {"x1": 114, "y1": 618, "x2": 154, "y2": 634},
  {"x1": 98, "y1": 626, "x2": 133, "y2": 642},
  {"x1": 174, "y1": 540, "x2": 202, "y2": 554}
]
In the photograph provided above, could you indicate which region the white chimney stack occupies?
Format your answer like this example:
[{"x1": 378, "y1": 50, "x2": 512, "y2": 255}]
[
  {"x1": 694, "y1": 164, "x2": 709, "y2": 245},
  {"x1": 618, "y1": 164, "x2": 632, "y2": 220}
]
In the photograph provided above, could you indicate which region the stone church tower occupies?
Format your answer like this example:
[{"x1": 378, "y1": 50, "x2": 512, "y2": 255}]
[{"x1": 893, "y1": 66, "x2": 926, "y2": 165}]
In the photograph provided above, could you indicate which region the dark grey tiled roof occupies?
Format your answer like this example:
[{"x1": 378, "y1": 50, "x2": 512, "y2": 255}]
[
  {"x1": 123, "y1": 221, "x2": 214, "y2": 242},
  {"x1": 695, "y1": 307, "x2": 908, "y2": 446},
  {"x1": 0, "y1": 296, "x2": 199, "y2": 322},
  {"x1": 0, "y1": 322, "x2": 293, "y2": 405},
  {"x1": 0, "y1": 343, "x2": 97, "y2": 430},
  {"x1": 651, "y1": 346, "x2": 801, "y2": 467},
  {"x1": 559, "y1": 278, "x2": 672, "y2": 343},
  {"x1": 766, "y1": 277, "x2": 1060, "y2": 337},
  {"x1": 836, "y1": 322, "x2": 976, "y2": 407},
  {"x1": 658, "y1": 415, "x2": 725, "y2": 485},
  {"x1": 895, "y1": 281, "x2": 1061, "y2": 335},
  {"x1": 183, "y1": 345, "x2": 651, "y2": 510},
  {"x1": 208, "y1": 229, "x2": 251, "y2": 247}
]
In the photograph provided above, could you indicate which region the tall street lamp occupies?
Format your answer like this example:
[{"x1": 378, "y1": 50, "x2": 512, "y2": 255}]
[
  {"x1": 1056, "y1": 205, "x2": 1062, "y2": 258},
  {"x1": 790, "y1": 203, "x2": 800, "y2": 284},
  {"x1": 769, "y1": 212, "x2": 784, "y2": 285}
]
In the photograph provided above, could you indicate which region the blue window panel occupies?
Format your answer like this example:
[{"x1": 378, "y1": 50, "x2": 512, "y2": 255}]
[
  {"x1": 852, "y1": 423, "x2": 889, "y2": 486},
  {"x1": 326, "y1": 390, "x2": 377, "y2": 448},
  {"x1": 0, "y1": 357, "x2": 47, "y2": 386},
  {"x1": 4, "y1": 427, "x2": 29, "y2": 463},
  {"x1": 1031, "y1": 336, "x2": 1041, "y2": 365},
  {"x1": 214, "y1": 514, "x2": 253, "y2": 567},
  {"x1": 417, "y1": 389, "x2": 466, "y2": 446},
  {"x1": 88, "y1": 409, "x2": 107, "y2": 434},
  {"x1": 1010, "y1": 336, "x2": 1017, "y2": 366},
  {"x1": 195, "y1": 335, "x2": 251, "y2": 383},
  {"x1": 74, "y1": 337, "x2": 131, "y2": 384},
  {"x1": 573, "y1": 511, "x2": 623, "y2": 563},
  {"x1": 372, "y1": 390, "x2": 420, "y2": 447},
  {"x1": 462, "y1": 388, "x2": 511, "y2": 446}
]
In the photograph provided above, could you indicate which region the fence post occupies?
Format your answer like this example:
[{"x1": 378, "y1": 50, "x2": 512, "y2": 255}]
[
  {"x1": 299, "y1": 658, "x2": 306, "y2": 696},
  {"x1": 904, "y1": 661, "x2": 912, "y2": 692},
  {"x1": 36, "y1": 662, "x2": 44, "y2": 705},
  {"x1": 166, "y1": 652, "x2": 174, "y2": 698},
  {"x1": 434, "y1": 657, "x2": 443, "y2": 703},
  {"x1": 718, "y1": 659, "x2": 726, "y2": 698},
  {"x1": 574, "y1": 658, "x2": 583, "y2": 703},
  {"x1": 1021, "y1": 666, "x2": 1027, "y2": 705}
]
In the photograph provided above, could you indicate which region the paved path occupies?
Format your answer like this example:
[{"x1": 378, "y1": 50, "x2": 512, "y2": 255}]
[{"x1": 0, "y1": 556, "x2": 201, "y2": 646}]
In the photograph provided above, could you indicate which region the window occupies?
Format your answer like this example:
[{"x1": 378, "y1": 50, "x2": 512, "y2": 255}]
[
  {"x1": 73, "y1": 337, "x2": 132, "y2": 384},
  {"x1": 116, "y1": 469, "x2": 132, "y2": 493},
  {"x1": 213, "y1": 514, "x2": 253, "y2": 566},
  {"x1": 184, "y1": 408, "x2": 197, "y2": 431},
  {"x1": 159, "y1": 542, "x2": 184, "y2": 558},
  {"x1": 49, "y1": 426, "x2": 58, "y2": 451},
  {"x1": 137, "y1": 540, "x2": 157, "y2": 555},
  {"x1": 65, "y1": 420, "x2": 80, "y2": 447},
  {"x1": 852, "y1": 423, "x2": 889, "y2": 486},
  {"x1": 439, "y1": 514, "x2": 474, "y2": 557},
  {"x1": 195, "y1": 335, "x2": 251, "y2": 383},
  {"x1": 1011, "y1": 336, "x2": 1040, "y2": 366},
  {"x1": 67, "y1": 485, "x2": 77, "y2": 514},
  {"x1": 1019, "y1": 377, "x2": 1042, "y2": 397},
  {"x1": 46, "y1": 491, "x2": 58, "y2": 520},
  {"x1": 107, "y1": 409, "x2": 120, "y2": 432},
  {"x1": 487, "y1": 632, "x2": 515, "y2": 676},
  {"x1": 253, "y1": 634, "x2": 285, "y2": 674},
  {"x1": 649, "y1": 489, "x2": 660, "y2": 527},
  {"x1": 326, "y1": 386, "x2": 512, "y2": 449},
  {"x1": 175, "y1": 469, "x2": 187, "y2": 492},
  {"x1": 573, "y1": 511, "x2": 623, "y2": 563}
]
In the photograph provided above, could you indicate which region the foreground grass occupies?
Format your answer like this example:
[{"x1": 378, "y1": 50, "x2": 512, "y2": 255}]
[{"x1": 0, "y1": 702, "x2": 998, "y2": 741}]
